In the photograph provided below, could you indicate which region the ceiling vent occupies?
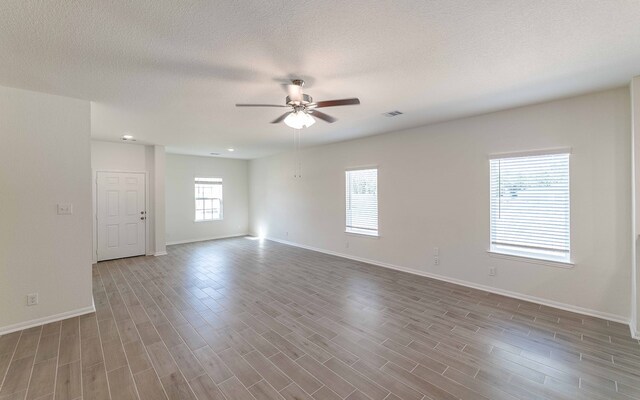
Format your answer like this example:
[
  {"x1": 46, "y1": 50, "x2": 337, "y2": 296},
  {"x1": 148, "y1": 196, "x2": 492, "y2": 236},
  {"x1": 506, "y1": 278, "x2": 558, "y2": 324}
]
[{"x1": 383, "y1": 110, "x2": 403, "y2": 117}]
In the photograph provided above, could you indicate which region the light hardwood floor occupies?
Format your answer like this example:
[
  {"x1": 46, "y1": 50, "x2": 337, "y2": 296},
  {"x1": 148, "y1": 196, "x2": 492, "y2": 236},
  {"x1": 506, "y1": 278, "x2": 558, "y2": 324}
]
[{"x1": 1, "y1": 237, "x2": 639, "y2": 400}]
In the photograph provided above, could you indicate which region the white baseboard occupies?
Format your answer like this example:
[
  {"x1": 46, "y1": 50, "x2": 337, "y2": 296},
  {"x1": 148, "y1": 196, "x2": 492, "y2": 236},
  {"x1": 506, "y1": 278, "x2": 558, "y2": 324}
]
[
  {"x1": 153, "y1": 251, "x2": 168, "y2": 256},
  {"x1": 166, "y1": 233, "x2": 248, "y2": 246},
  {"x1": 630, "y1": 317, "x2": 639, "y2": 339},
  {"x1": 0, "y1": 304, "x2": 96, "y2": 336},
  {"x1": 266, "y1": 237, "x2": 630, "y2": 326}
]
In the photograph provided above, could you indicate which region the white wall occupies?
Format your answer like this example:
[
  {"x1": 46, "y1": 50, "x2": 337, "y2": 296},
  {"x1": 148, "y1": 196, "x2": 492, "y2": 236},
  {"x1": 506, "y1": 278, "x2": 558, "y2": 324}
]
[
  {"x1": 91, "y1": 140, "x2": 148, "y2": 171},
  {"x1": 631, "y1": 77, "x2": 640, "y2": 336},
  {"x1": 90, "y1": 140, "x2": 166, "y2": 259},
  {"x1": 166, "y1": 154, "x2": 249, "y2": 245},
  {"x1": 250, "y1": 88, "x2": 632, "y2": 321},
  {"x1": 0, "y1": 85, "x2": 93, "y2": 333},
  {"x1": 153, "y1": 146, "x2": 167, "y2": 255}
]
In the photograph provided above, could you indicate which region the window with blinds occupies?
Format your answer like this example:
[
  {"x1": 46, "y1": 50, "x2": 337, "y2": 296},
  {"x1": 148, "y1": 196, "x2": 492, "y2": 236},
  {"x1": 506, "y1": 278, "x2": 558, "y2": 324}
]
[
  {"x1": 490, "y1": 152, "x2": 570, "y2": 262},
  {"x1": 345, "y1": 168, "x2": 378, "y2": 236},
  {"x1": 194, "y1": 177, "x2": 223, "y2": 221}
]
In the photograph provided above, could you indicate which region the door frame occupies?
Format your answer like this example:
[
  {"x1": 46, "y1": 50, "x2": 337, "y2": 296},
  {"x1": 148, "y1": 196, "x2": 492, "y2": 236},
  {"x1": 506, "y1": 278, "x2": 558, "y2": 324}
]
[{"x1": 92, "y1": 169, "x2": 150, "y2": 263}]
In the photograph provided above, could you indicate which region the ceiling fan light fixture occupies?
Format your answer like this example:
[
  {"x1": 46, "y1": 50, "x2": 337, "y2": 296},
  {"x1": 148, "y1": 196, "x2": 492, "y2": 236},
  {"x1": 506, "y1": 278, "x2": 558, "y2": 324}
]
[{"x1": 284, "y1": 111, "x2": 315, "y2": 129}]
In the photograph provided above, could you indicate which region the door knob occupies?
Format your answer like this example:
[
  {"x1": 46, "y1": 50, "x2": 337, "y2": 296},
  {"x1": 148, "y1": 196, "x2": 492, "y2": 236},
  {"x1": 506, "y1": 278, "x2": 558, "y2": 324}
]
[{"x1": 140, "y1": 217, "x2": 145, "y2": 220}]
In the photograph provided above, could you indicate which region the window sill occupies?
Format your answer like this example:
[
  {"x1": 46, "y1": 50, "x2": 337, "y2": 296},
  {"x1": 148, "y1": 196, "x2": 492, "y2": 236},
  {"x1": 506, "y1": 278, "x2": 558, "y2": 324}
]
[
  {"x1": 487, "y1": 250, "x2": 574, "y2": 269},
  {"x1": 194, "y1": 219, "x2": 223, "y2": 223},
  {"x1": 345, "y1": 230, "x2": 379, "y2": 238}
]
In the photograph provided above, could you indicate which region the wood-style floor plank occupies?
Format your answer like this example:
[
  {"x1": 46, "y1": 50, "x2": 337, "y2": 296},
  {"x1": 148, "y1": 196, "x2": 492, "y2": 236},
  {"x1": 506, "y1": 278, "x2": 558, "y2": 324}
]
[{"x1": 0, "y1": 237, "x2": 639, "y2": 399}]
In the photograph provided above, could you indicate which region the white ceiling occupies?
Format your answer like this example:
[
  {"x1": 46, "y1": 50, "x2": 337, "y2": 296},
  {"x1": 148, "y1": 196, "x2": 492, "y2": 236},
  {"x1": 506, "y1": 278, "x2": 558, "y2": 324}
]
[{"x1": 1, "y1": 1, "x2": 640, "y2": 159}]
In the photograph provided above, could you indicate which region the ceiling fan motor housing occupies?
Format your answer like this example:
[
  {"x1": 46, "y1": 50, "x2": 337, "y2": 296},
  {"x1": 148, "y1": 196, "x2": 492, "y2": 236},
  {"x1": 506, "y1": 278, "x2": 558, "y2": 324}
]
[{"x1": 286, "y1": 93, "x2": 313, "y2": 106}]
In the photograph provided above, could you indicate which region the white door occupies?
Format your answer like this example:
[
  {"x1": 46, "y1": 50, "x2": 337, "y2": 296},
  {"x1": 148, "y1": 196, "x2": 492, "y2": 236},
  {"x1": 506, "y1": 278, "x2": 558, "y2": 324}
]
[{"x1": 97, "y1": 172, "x2": 146, "y2": 261}]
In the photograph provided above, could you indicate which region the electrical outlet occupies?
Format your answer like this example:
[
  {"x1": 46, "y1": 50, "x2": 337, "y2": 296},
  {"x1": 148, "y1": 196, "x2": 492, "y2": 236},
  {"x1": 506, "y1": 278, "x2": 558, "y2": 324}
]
[
  {"x1": 434, "y1": 256, "x2": 440, "y2": 266},
  {"x1": 489, "y1": 267, "x2": 496, "y2": 276},
  {"x1": 27, "y1": 293, "x2": 38, "y2": 306},
  {"x1": 57, "y1": 203, "x2": 73, "y2": 215},
  {"x1": 434, "y1": 247, "x2": 439, "y2": 256},
  {"x1": 285, "y1": 231, "x2": 289, "y2": 237}
]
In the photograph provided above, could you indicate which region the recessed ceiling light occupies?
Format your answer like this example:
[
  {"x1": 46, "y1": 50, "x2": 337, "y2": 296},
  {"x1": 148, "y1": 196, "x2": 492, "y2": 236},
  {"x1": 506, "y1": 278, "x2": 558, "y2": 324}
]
[
  {"x1": 227, "y1": 148, "x2": 235, "y2": 152},
  {"x1": 121, "y1": 134, "x2": 135, "y2": 141}
]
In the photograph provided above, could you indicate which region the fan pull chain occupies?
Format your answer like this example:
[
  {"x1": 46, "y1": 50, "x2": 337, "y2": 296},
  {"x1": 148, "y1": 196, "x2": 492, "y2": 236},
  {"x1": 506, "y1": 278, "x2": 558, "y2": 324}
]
[
  {"x1": 297, "y1": 129, "x2": 302, "y2": 178},
  {"x1": 292, "y1": 128, "x2": 302, "y2": 178},
  {"x1": 293, "y1": 127, "x2": 297, "y2": 178}
]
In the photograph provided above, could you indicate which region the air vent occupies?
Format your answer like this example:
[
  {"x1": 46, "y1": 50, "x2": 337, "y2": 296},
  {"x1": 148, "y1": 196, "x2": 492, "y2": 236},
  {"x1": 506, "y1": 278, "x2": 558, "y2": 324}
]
[
  {"x1": 383, "y1": 110, "x2": 403, "y2": 117},
  {"x1": 210, "y1": 152, "x2": 220, "y2": 156}
]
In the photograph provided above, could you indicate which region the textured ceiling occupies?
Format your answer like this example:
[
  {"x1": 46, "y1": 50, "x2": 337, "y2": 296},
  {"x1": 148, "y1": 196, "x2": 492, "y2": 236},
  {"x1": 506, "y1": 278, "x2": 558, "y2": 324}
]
[{"x1": 1, "y1": 1, "x2": 640, "y2": 159}]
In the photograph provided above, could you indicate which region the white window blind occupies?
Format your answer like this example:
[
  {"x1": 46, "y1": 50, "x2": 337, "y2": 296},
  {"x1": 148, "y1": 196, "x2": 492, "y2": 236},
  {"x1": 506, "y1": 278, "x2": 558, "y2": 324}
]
[
  {"x1": 490, "y1": 152, "x2": 570, "y2": 262},
  {"x1": 195, "y1": 177, "x2": 223, "y2": 221},
  {"x1": 345, "y1": 168, "x2": 378, "y2": 236}
]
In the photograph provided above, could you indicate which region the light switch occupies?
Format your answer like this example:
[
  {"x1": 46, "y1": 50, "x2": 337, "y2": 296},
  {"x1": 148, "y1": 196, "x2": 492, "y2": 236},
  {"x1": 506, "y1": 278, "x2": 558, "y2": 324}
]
[{"x1": 57, "y1": 203, "x2": 73, "y2": 215}]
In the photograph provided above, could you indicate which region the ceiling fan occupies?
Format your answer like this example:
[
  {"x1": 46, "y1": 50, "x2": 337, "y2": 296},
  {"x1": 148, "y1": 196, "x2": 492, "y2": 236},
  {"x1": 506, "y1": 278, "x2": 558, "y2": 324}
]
[{"x1": 235, "y1": 79, "x2": 360, "y2": 129}]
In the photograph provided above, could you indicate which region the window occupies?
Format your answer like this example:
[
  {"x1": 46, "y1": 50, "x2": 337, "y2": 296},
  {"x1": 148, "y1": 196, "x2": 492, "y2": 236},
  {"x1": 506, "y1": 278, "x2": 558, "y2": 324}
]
[
  {"x1": 490, "y1": 152, "x2": 570, "y2": 263},
  {"x1": 345, "y1": 168, "x2": 378, "y2": 236},
  {"x1": 194, "y1": 177, "x2": 223, "y2": 221}
]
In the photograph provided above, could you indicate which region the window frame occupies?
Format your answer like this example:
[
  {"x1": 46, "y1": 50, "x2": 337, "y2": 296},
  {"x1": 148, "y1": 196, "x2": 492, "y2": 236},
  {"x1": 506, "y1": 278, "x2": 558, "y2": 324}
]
[
  {"x1": 194, "y1": 177, "x2": 223, "y2": 222},
  {"x1": 345, "y1": 166, "x2": 379, "y2": 237},
  {"x1": 488, "y1": 149, "x2": 572, "y2": 266}
]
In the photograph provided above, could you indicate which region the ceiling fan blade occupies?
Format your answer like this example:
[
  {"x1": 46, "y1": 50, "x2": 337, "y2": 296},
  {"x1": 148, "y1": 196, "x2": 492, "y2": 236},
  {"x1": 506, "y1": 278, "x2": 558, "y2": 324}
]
[
  {"x1": 271, "y1": 112, "x2": 292, "y2": 124},
  {"x1": 313, "y1": 98, "x2": 360, "y2": 108},
  {"x1": 236, "y1": 104, "x2": 287, "y2": 107},
  {"x1": 310, "y1": 110, "x2": 336, "y2": 123}
]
